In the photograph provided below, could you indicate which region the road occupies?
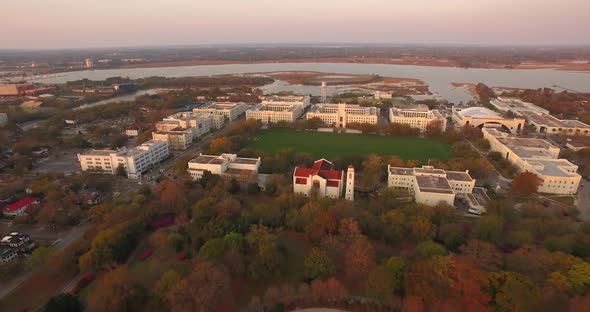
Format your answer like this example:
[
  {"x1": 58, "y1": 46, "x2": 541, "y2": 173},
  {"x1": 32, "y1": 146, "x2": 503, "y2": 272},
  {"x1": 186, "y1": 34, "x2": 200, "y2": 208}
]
[
  {"x1": 577, "y1": 179, "x2": 590, "y2": 220},
  {"x1": 0, "y1": 219, "x2": 93, "y2": 300}
]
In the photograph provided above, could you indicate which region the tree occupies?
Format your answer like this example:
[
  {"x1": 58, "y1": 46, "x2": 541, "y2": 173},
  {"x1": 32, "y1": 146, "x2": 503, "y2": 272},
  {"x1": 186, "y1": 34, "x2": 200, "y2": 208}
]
[
  {"x1": 304, "y1": 247, "x2": 334, "y2": 280},
  {"x1": 512, "y1": 172, "x2": 543, "y2": 193},
  {"x1": 459, "y1": 239, "x2": 503, "y2": 271},
  {"x1": 310, "y1": 277, "x2": 347, "y2": 303},
  {"x1": 246, "y1": 225, "x2": 282, "y2": 279},
  {"x1": 26, "y1": 246, "x2": 54, "y2": 271},
  {"x1": 567, "y1": 262, "x2": 590, "y2": 295},
  {"x1": 361, "y1": 154, "x2": 383, "y2": 188},
  {"x1": 247, "y1": 182, "x2": 261, "y2": 194},
  {"x1": 115, "y1": 164, "x2": 127, "y2": 177},
  {"x1": 472, "y1": 214, "x2": 504, "y2": 244},
  {"x1": 44, "y1": 293, "x2": 82, "y2": 312},
  {"x1": 305, "y1": 211, "x2": 337, "y2": 243},
  {"x1": 344, "y1": 237, "x2": 375, "y2": 283},
  {"x1": 367, "y1": 256, "x2": 408, "y2": 299},
  {"x1": 488, "y1": 272, "x2": 540, "y2": 312},
  {"x1": 228, "y1": 178, "x2": 240, "y2": 194},
  {"x1": 168, "y1": 262, "x2": 231, "y2": 312},
  {"x1": 425, "y1": 119, "x2": 444, "y2": 137},
  {"x1": 88, "y1": 266, "x2": 144, "y2": 312},
  {"x1": 154, "y1": 270, "x2": 181, "y2": 304},
  {"x1": 415, "y1": 241, "x2": 448, "y2": 259},
  {"x1": 208, "y1": 137, "x2": 231, "y2": 154}
]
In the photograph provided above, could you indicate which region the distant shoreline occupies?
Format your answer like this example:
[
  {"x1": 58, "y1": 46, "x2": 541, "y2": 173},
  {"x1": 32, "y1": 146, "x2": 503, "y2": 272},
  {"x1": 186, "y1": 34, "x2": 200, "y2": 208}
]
[{"x1": 112, "y1": 57, "x2": 590, "y2": 72}]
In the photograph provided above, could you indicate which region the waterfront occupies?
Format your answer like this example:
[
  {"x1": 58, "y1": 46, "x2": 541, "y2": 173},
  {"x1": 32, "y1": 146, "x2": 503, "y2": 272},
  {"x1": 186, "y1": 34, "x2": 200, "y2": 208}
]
[{"x1": 32, "y1": 62, "x2": 590, "y2": 103}]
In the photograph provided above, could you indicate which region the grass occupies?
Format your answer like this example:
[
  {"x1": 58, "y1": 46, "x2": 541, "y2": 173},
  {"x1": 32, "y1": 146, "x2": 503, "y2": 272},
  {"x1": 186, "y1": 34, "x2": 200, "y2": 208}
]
[
  {"x1": 246, "y1": 129, "x2": 453, "y2": 163},
  {"x1": 547, "y1": 195, "x2": 576, "y2": 207}
]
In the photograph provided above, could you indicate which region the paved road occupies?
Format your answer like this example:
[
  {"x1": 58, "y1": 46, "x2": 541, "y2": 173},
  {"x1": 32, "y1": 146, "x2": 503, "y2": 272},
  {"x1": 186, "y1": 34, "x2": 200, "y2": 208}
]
[
  {"x1": 0, "y1": 219, "x2": 93, "y2": 300},
  {"x1": 577, "y1": 179, "x2": 590, "y2": 220}
]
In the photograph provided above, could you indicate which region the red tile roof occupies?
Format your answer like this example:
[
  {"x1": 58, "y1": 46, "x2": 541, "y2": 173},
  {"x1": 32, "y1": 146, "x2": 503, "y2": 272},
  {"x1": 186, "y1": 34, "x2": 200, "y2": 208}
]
[
  {"x1": 295, "y1": 177, "x2": 307, "y2": 185},
  {"x1": 2, "y1": 197, "x2": 39, "y2": 213},
  {"x1": 326, "y1": 180, "x2": 340, "y2": 187},
  {"x1": 294, "y1": 160, "x2": 342, "y2": 181},
  {"x1": 312, "y1": 159, "x2": 333, "y2": 171},
  {"x1": 318, "y1": 170, "x2": 342, "y2": 180}
]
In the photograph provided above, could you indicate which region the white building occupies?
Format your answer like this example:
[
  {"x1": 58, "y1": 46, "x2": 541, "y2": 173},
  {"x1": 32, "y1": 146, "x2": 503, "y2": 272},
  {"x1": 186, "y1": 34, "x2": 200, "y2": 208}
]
[
  {"x1": 246, "y1": 103, "x2": 303, "y2": 124},
  {"x1": 262, "y1": 95, "x2": 311, "y2": 110},
  {"x1": 452, "y1": 106, "x2": 525, "y2": 134},
  {"x1": 125, "y1": 128, "x2": 139, "y2": 136},
  {"x1": 306, "y1": 103, "x2": 380, "y2": 128},
  {"x1": 483, "y1": 128, "x2": 581, "y2": 195},
  {"x1": 389, "y1": 105, "x2": 447, "y2": 132},
  {"x1": 0, "y1": 113, "x2": 7, "y2": 126},
  {"x1": 153, "y1": 112, "x2": 219, "y2": 150},
  {"x1": 193, "y1": 102, "x2": 249, "y2": 122},
  {"x1": 0, "y1": 247, "x2": 18, "y2": 263},
  {"x1": 293, "y1": 159, "x2": 354, "y2": 200},
  {"x1": 490, "y1": 97, "x2": 549, "y2": 115},
  {"x1": 152, "y1": 128, "x2": 194, "y2": 150},
  {"x1": 77, "y1": 139, "x2": 169, "y2": 179},
  {"x1": 519, "y1": 111, "x2": 590, "y2": 136},
  {"x1": 187, "y1": 153, "x2": 261, "y2": 182},
  {"x1": 374, "y1": 91, "x2": 393, "y2": 100},
  {"x1": 387, "y1": 165, "x2": 476, "y2": 207}
]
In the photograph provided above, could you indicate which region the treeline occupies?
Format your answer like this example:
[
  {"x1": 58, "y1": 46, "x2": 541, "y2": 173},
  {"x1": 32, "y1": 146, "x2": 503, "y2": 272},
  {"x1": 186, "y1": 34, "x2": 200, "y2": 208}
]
[{"x1": 45, "y1": 168, "x2": 590, "y2": 312}]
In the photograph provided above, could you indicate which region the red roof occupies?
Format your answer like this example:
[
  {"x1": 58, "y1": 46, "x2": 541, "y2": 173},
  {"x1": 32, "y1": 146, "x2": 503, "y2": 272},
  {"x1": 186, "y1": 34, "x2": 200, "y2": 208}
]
[
  {"x1": 3, "y1": 197, "x2": 39, "y2": 213},
  {"x1": 295, "y1": 177, "x2": 307, "y2": 185},
  {"x1": 326, "y1": 180, "x2": 340, "y2": 187},
  {"x1": 294, "y1": 159, "x2": 342, "y2": 181},
  {"x1": 312, "y1": 159, "x2": 333, "y2": 171},
  {"x1": 318, "y1": 170, "x2": 342, "y2": 180},
  {"x1": 294, "y1": 167, "x2": 318, "y2": 178}
]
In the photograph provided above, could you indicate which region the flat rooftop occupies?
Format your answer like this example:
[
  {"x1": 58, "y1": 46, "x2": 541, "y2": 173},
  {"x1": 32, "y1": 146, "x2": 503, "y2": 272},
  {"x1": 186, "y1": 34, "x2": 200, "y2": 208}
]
[
  {"x1": 415, "y1": 175, "x2": 454, "y2": 194},
  {"x1": 490, "y1": 98, "x2": 548, "y2": 114},
  {"x1": 389, "y1": 167, "x2": 414, "y2": 176},
  {"x1": 446, "y1": 171, "x2": 473, "y2": 182},
  {"x1": 79, "y1": 149, "x2": 117, "y2": 156},
  {"x1": 414, "y1": 167, "x2": 446, "y2": 176},
  {"x1": 249, "y1": 103, "x2": 296, "y2": 112},
  {"x1": 225, "y1": 168, "x2": 256, "y2": 176},
  {"x1": 233, "y1": 158, "x2": 259, "y2": 165},
  {"x1": 527, "y1": 158, "x2": 578, "y2": 177},
  {"x1": 198, "y1": 102, "x2": 246, "y2": 110},
  {"x1": 521, "y1": 111, "x2": 590, "y2": 129}
]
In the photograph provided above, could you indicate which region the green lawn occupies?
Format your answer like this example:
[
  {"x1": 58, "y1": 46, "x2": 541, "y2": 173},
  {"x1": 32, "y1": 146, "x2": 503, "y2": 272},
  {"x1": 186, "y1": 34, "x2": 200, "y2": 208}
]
[{"x1": 246, "y1": 129, "x2": 453, "y2": 163}]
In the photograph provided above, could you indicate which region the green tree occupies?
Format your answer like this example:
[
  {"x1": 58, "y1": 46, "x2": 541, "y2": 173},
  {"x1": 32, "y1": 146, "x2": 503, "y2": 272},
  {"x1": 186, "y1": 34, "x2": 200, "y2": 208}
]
[
  {"x1": 154, "y1": 270, "x2": 181, "y2": 304},
  {"x1": 116, "y1": 164, "x2": 127, "y2": 177},
  {"x1": 567, "y1": 262, "x2": 590, "y2": 295},
  {"x1": 304, "y1": 247, "x2": 334, "y2": 280},
  {"x1": 415, "y1": 241, "x2": 448, "y2": 259},
  {"x1": 473, "y1": 214, "x2": 505, "y2": 244},
  {"x1": 26, "y1": 246, "x2": 54, "y2": 271},
  {"x1": 488, "y1": 272, "x2": 540, "y2": 312},
  {"x1": 44, "y1": 293, "x2": 82, "y2": 312}
]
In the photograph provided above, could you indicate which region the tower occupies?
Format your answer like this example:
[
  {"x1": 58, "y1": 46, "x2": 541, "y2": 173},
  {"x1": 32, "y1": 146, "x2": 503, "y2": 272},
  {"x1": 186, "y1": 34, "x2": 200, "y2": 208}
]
[
  {"x1": 321, "y1": 81, "x2": 327, "y2": 103},
  {"x1": 85, "y1": 58, "x2": 94, "y2": 69},
  {"x1": 345, "y1": 165, "x2": 354, "y2": 201}
]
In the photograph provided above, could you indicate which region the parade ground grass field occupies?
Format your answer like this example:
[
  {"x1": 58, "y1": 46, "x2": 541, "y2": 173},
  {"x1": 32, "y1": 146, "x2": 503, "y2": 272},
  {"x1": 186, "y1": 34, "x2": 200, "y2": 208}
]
[{"x1": 246, "y1": 129, "x2": 453, "y2": 163}]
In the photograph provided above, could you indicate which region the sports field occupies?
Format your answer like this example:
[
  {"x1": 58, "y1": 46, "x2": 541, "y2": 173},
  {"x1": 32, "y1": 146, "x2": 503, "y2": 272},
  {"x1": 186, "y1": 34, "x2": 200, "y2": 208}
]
[{"x1": 245, "y1": 129, "x2": 453, "y2": 163}]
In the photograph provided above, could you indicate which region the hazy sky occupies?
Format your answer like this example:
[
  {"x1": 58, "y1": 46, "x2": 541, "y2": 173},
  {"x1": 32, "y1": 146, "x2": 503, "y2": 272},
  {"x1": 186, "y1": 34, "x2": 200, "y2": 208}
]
[{"x1": 2, "y1": 0, "x2": 589, "y2": 49}]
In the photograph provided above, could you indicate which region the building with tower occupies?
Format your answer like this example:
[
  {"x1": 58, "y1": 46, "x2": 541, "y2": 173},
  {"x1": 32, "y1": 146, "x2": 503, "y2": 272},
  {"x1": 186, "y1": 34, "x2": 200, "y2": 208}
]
[
  {"x1": 293, "y1": 159, "x2": 354, "y2": 200},
  {"x1": 306, "y1": 103, "x2": 379, "y2": 128}
]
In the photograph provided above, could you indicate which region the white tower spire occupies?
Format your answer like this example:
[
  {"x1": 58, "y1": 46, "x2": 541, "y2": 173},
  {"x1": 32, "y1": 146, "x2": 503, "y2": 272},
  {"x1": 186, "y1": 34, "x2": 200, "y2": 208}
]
[{"x1": 345, "y1": 165, "x2": 355, "y2": 201}]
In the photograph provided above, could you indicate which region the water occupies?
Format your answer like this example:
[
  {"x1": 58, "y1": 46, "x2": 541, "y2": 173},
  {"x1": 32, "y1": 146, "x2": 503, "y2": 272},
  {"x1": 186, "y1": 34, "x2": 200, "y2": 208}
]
[
  {"x1": 73, "y1": 88, "x2": 171, "y2": 110},
  {"x1": 31, "y1": 63, "x2": 590, "y2": 103}
]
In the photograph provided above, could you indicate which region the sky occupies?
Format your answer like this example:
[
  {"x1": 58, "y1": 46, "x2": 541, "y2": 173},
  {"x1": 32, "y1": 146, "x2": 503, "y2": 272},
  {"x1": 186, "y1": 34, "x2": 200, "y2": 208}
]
[{"x1": 1, "y1": 0, "x2": 590, "y2": 49}]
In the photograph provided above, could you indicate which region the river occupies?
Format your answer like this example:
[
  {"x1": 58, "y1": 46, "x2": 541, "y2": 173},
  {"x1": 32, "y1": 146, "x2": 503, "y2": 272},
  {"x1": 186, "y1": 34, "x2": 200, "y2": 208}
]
[{"x1": 31, "y1": 63, "x2": 590, "y2": 103}]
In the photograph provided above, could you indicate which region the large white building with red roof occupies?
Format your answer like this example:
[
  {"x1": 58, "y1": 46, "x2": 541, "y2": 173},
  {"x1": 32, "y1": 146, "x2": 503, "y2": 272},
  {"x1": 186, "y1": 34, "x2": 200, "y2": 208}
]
[{"x1": 293, "y1": 159, "x2": 354, "y2": 200}]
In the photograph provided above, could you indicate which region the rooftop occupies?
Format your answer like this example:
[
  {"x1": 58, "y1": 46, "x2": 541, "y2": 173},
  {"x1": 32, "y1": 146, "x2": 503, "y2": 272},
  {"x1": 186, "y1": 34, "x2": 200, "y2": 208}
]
[
  {"x1": 490, "y1": 97, "x2": 549, "y2": 114},
  {"x1": 415, "y1": 175, "x2": 454, "y2": 194},
  {"x1": 446, "y1": 171, "x2": 473, "y2": 182},
  {"x1": 457, "y1": 107, "x2": 500, "y2": 119},
  {"x1": 526, "y1": 158, "x2": 579, "y2": 177},
  {"x1": 521, "y1": 111, "x2": 590, "y2": 129}
]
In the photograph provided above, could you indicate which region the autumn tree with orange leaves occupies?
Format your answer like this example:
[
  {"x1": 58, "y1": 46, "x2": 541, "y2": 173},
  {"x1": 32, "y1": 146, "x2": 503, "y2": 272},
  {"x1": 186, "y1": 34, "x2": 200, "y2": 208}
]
[{"x1": 512, "y1": 171, "x2": 543, "y2": 193}]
